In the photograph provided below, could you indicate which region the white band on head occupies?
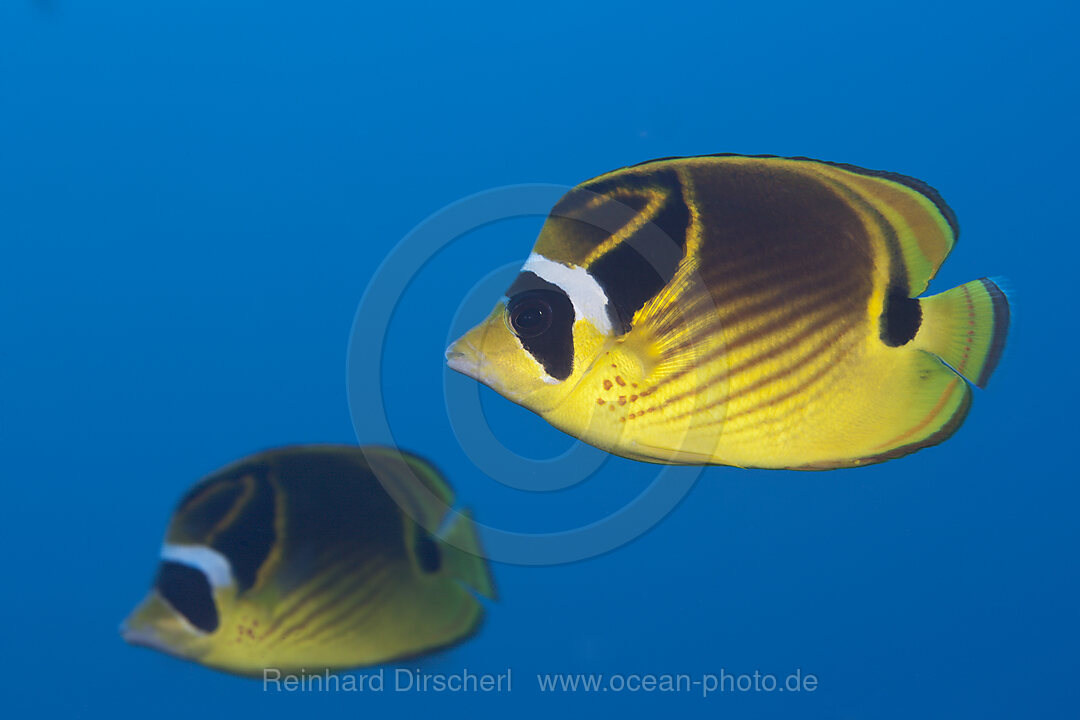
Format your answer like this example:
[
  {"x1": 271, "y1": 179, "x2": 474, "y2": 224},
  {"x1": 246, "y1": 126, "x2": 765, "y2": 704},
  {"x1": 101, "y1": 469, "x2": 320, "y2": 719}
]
[
  {"x1": 520, "y1": 253, "x2": 614, "y2": 336},
  {"x1": 161, "y1": 543, "x2": 235, "y2": 589}
]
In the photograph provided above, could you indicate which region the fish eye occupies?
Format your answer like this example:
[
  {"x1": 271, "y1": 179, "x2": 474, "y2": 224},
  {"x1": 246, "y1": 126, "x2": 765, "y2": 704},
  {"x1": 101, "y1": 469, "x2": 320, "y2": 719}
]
[{"x1": 507, "y1": 291, "x2": 557, "y2": 338}]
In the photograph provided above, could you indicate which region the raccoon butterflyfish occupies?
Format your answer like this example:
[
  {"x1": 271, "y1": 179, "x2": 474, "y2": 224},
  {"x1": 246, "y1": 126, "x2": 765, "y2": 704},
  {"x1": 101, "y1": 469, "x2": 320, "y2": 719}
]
[
  {"x1": 446, "y1": 154, "x2": 1010, "y2": 470},
  {"x1": 121, "y1": 445, "x2": 495, "y2": 676}
]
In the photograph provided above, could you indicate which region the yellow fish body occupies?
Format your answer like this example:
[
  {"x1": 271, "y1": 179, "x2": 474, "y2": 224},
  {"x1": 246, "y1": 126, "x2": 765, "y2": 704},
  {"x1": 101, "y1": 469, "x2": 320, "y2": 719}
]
[
  {"x1": 446, "y1": 155, "x2": 1009, "y2": 469},
  {"x1": 121, "y1": 445, "x2": 494, "y2": 675}
]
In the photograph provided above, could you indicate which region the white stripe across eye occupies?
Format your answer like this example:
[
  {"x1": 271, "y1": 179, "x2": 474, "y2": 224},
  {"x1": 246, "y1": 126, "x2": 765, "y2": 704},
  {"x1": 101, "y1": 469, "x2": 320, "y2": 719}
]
[
  {"x1": 520, "y1": 253, "x2": 614, "y2": 336},
  {"x1": 161, "y1": 543, "x2": 235, "y2": 589}
]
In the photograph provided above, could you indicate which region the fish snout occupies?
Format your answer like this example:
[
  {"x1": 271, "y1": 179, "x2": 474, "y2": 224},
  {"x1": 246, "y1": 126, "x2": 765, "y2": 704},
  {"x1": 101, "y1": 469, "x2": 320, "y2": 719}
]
[{"x1": 445, "y1": 336, "x2": 483, "y2": 379}]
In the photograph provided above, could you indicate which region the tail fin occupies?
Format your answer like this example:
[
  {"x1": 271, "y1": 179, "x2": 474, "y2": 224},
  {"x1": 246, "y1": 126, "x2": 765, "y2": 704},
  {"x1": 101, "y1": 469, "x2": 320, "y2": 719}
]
[
  {"x1": 439, "y1": 509, "x2": 496, "y2": 600},
  {"x1": 913, "y1": 278, "x2": 1010, "y2": 388}
]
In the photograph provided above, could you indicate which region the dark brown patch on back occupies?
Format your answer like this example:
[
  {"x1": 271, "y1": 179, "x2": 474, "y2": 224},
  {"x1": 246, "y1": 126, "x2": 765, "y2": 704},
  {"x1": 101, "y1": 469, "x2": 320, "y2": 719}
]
[
  {"x1": 683, "y1": 161, "x2": 875, "y2": 329},
  {"x1": 633, "y1": 153, "x2": 959, "y2": 239},
  {"x1": 627, "y1": 161, "x2": 876, "y2": 408}
]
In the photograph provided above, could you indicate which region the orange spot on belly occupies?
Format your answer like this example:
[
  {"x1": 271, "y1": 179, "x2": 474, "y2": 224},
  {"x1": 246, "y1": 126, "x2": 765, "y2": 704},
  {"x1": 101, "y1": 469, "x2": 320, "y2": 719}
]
[{"x1": 603, "y1": 379, "x2": 613, "y2": 390}]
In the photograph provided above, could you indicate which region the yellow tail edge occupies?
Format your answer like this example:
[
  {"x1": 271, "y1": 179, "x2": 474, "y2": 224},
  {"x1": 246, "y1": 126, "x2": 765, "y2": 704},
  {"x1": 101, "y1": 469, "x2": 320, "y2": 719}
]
[
  {"x1": 440, "y1": 508, "x2": 497, "y2": 601},
  {"x1": 914, "y1": 277, "x2": 1010, "y2": 389}
]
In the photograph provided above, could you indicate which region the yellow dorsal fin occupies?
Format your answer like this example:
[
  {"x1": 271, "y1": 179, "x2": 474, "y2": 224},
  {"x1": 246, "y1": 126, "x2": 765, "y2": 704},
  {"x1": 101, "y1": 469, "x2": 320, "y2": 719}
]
[{"x1": 800, "y1": 160, "x2": 958, "y2": 295}]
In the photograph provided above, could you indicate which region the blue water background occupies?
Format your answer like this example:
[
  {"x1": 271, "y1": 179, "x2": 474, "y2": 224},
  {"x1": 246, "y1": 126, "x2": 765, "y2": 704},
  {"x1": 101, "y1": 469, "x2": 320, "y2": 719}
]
[{"x1": 2, "y1": 1, "x2": 1077, "y2": 717}]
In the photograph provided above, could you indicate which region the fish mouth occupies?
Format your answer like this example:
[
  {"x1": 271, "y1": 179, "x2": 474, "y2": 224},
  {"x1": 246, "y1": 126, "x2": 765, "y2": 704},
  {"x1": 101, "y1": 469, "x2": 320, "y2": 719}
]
[
  {"x1": 120, "y1": 591, "x2": 202, "y2": 658},
  {"x1": 120, "y1": 619, "x2": 164, "y2": 650},
  {"x1": 444, "y1": 336, "x2": 524, "y2": 401},
  {"x1": 445, "y1": 338, "x2": 483, "y2": 382},
  {"x1": 445, "y1": 348, "x2": 471, "y2": 375},
  {"x1": 120, "y1": 618, "x2": 197, "y2": 664},
  {"x1": 120, "y1": 604, "x2": 170, "y2": 653}
]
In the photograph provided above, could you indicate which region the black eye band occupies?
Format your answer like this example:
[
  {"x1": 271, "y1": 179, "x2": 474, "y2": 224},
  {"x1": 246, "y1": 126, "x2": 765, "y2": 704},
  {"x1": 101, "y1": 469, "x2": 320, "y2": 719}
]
[
  {"x1": 155, "y1": 561, "x2": 219, "y2": 633},
  {"x1": 504, "y1": 272, "x2": 575, "y2": 381}
]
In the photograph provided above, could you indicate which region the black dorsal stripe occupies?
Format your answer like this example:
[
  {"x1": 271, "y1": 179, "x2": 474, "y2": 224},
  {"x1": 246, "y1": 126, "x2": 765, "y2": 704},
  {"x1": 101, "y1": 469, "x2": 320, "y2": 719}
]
[
  {"x1": 155, "y1": 560, "x2": 219, "y2": 633},
  {"x1": 208, "y1": 466, "x2": 277, "y2": 593},
  {"x1": 578, "y1": 169, "x2": 691, "y2": 332},
  {"x1": 505, "y1": 271, "x2": 575, "y2": 380},
  {"x1": 413, "y1": 524, "x2": 442, "y2": 574}
]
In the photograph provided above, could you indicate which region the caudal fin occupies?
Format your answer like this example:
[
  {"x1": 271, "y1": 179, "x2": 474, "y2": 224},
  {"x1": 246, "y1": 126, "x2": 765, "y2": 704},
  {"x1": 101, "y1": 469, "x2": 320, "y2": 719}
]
[
  {"x1": 439, "y1": 509, "x2": 497, "y2": 600},
  {"x1": 913, "y1": 278, "x2": 1010, "y2": 388}
]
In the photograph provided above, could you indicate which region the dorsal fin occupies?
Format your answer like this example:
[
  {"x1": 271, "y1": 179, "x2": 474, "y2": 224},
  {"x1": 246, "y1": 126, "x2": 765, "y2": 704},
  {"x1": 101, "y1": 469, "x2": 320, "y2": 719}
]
[
  {"x1": 623, "y1": 154, "x2": 958, "y2": 296},
  {"x1": 361, "y1": 447, "x2": 454, "y2": 529}
]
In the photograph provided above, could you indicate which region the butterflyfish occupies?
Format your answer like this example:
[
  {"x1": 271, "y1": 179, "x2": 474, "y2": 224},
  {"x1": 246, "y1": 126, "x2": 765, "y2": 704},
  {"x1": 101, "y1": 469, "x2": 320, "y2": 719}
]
[
  {"x1": 446, "y1": 155, "x2": 1009, "y2": 470},
  {"x1": 121, "y1": 445, "x2": 495, "y2": 675}
]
